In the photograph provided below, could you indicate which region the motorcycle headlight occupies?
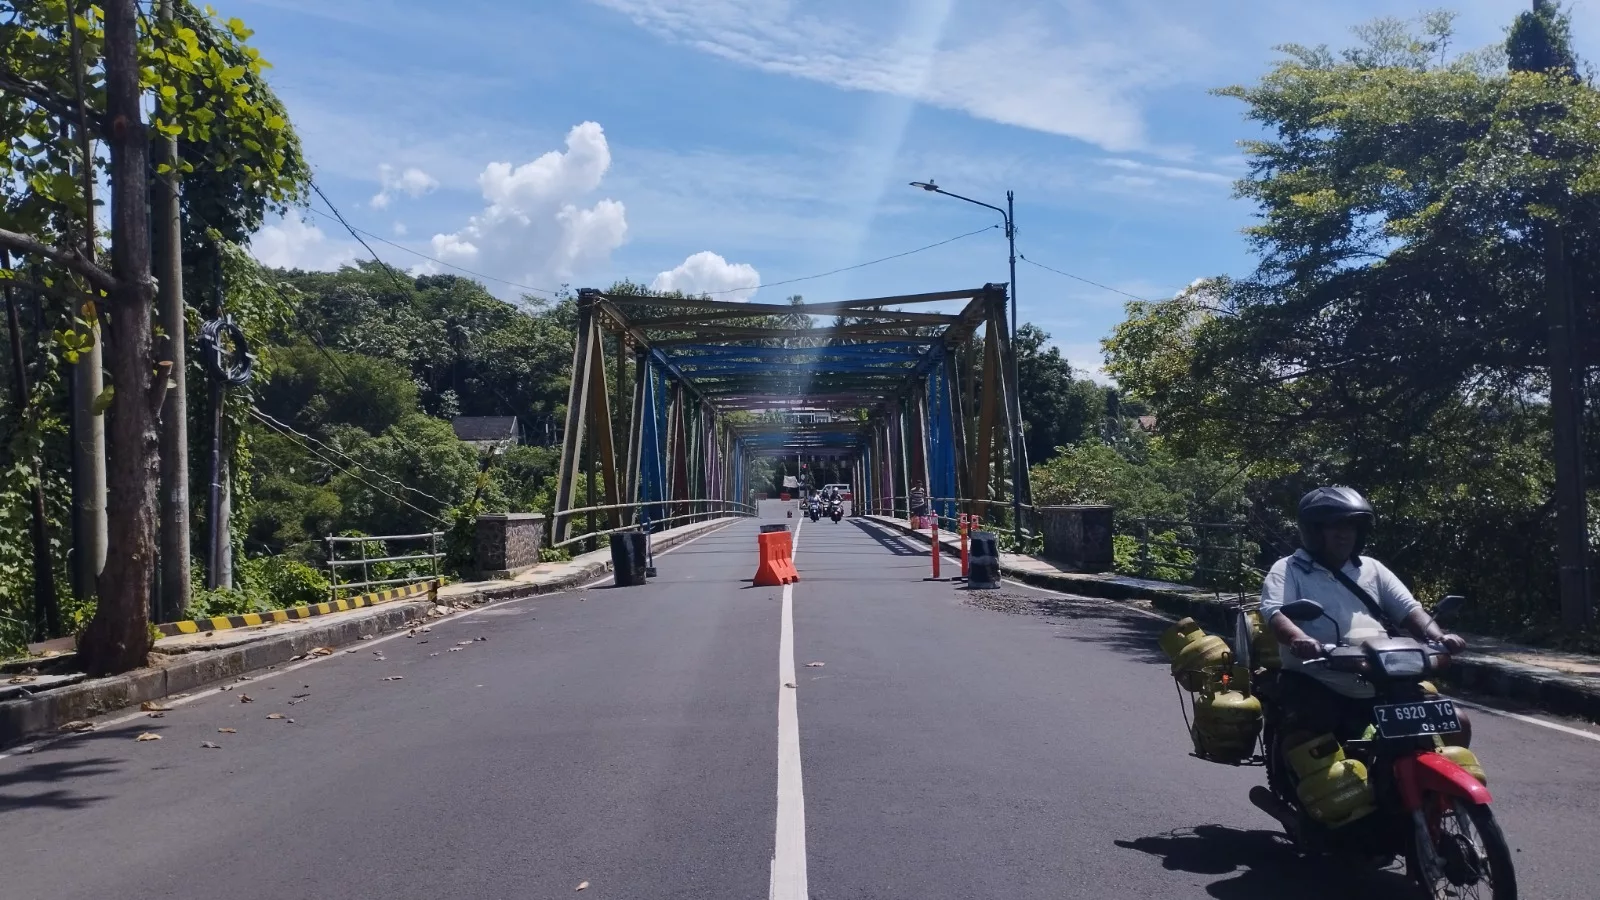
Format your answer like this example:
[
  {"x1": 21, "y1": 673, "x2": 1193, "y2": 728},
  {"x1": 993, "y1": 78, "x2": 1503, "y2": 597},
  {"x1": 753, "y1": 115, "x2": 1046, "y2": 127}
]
[{"x1": 1374, "y1": 648, "x2": 1427, "y2": 678}]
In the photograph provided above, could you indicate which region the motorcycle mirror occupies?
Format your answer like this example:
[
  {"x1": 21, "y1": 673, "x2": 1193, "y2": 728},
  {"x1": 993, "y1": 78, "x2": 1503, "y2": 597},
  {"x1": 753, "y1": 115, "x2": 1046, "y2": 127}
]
[
  {"x1": 1280, "y1": 599, "x2": 1326, "y2": 623},
  {"x1": 1433, "y1": 594, "x2": 1466, "y2": 625}
]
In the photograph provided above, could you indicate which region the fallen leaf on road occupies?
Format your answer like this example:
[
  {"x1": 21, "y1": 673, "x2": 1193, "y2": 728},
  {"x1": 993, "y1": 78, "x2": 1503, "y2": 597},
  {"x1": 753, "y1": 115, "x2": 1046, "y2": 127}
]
[
  {"x1": 239, "y1": 694, "x2": 253, "y2": 703},
  {"x1": 136, "y1": 732, "x2": 161, "y2": 742},
  {"x1": 456, "y1": 641, "x2": 473, "y2": 646},
  {"x1": 784, "y1": 682, "x2": 797, "y2": 688},
  {"x1": 448, "y1": 647, "x2": 462, "y2": 652},
  {"x1": 429, "y1": 653, "x2": 440, "y2": 657},
  {"x1": 266, "y1": 713, "x2": 285, "y2": 719},
  {"x1": 359, "y1": 635, "x2": 375, "y2": 641},
  {"x1": 805, "y1": 662, "x2": 825, "y2": 668},
  {"x1": 292, "y1": 692, "x2": 311, "y2": 699},
  {"x1": 7, "y1": 675, "x2": 37, "y2": 684},
  {"x1": 310, "y1": 647, "x2": 334, "y2": 657},
  {"x1": 219, "y1": 685, "x2": 233, "y2": 691},
  {"x1": 383, "y1": 675, "x2": 404, "y2": 681},
  {"x1": 287, "y1": 698, "x2": 306, "y2": 705},
  {"x1": 344, "y1": 648, "x2": 358, "y2": 654},
  {"x1": 141, "y1": 701, "x2": 170, "y2": 711},
  {"x1": 288, "y1": 654, "x2": 308, "y2": 661},
  {"x1": 147, "y1": 712, "x2": 166, "y2": 719},
  {"x1": 417, "y1": 640, "x2": 428, "y2": 644},
  {"x1": 287, "y1": 718, "x2": 296, "y2": 724},
  {"x1": 475, "y1": 636, "x2": 487, "y2": 642},
  {"x1": 218, "y1": 728, "x2": 237, "y2": 734},
  {"x1": 576, "y1": 882, "x2": 589, "y2": 891},
  {"x1": 201, "y1": 741, "x2": 220, "y2": 750},
  {"x1": 59, "y1": 720, "x2": 94, "y2": 733}
]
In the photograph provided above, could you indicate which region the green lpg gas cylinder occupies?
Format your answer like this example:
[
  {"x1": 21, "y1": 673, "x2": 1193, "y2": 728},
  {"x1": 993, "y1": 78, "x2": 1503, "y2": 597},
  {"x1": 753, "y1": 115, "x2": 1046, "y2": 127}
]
[
  {"x1": 1190, "y1": 667, "x2": 1262, "y2": 764},
  {"x1": 1159, "y1": 618, "x2": 1205, "y2": 661},
  {"x1": 1287, "y1": 734, "x2": 1376, "y2": 828},
  {"x1": 1437, "y1": 745, "x2": 1488, "y2": 785},
  {"x1": 1171, "y1": 632, "x2": 1232, "y2": 692},
  {"x1": 1246, "y1": 610, "x2": 1281, "y2": 670}
]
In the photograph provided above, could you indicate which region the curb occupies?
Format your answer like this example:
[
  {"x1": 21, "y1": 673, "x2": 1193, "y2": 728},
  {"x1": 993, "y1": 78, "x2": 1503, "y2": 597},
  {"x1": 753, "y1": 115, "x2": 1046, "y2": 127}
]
[
  {"x1": 0, "y1": 517, "x2": 741, "y2": 748},
  {"x1": 865, "y1": 516, "x2": 1600, "y2": 726},
  {"x1": 157, "y1": 580, "x2": 439, "y2": 637}
]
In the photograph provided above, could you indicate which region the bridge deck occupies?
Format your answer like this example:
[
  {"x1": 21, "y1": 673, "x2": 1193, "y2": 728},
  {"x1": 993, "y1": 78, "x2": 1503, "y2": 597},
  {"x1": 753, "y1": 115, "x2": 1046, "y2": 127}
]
[{"x1": 3, "y1": 510, "x2": 1598, "y2": 899}]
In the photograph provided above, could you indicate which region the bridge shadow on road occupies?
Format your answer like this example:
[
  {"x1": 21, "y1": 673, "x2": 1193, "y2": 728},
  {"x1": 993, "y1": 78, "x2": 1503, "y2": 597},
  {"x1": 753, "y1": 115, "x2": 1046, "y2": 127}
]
[
  {"x1": 963, "y1": 587, "x2": 1176, "y2": 667},
  {"x1": 1115, "y1": 825, "x2": 1419, "y2": 900}
]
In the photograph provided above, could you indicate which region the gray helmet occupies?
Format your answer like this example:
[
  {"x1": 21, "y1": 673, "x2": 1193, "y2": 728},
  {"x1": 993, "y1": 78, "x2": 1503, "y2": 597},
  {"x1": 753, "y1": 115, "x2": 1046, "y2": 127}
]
[{"x1": 1297, "y1": 486, "x2": 1375, "y2": 557}]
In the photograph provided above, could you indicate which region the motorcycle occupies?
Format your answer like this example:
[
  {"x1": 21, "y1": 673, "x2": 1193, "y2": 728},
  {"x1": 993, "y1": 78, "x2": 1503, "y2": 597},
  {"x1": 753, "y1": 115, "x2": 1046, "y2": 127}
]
[
  {"x1": 806, "y1": 497, "x2": 821, "y2": 522},
  {"x1": 828, "y1": 498, "x2": 843, "y2": 523},
  {"x1": 1248, "y1": 596, "x2": 1515, "y2": 898}
]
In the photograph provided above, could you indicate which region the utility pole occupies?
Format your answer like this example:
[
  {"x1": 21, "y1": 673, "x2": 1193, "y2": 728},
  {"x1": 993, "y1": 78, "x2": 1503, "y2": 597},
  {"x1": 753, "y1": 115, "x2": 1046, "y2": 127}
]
[
  {"x1": 68, "y1": 0, "x2": 107, "y2": 606},
  {"x1": 1513, "y1": 0, "x2": 1591, "y2": 627},
  {"x1": 154, "y1": 0, "x2": 191, "y2": 618}
]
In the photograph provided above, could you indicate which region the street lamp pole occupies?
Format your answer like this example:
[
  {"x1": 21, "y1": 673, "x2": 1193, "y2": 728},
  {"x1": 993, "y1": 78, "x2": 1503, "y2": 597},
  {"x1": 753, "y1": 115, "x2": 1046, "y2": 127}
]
[{"x1": 910, "y1": 181, "x2": 1027, "y2": 543}]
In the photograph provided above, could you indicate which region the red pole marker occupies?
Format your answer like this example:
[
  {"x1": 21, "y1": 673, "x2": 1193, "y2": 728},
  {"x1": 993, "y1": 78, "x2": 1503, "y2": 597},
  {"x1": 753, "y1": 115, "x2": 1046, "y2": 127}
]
[{"x1": 931, "y1": 519, "x2": 941, "y2": 579}]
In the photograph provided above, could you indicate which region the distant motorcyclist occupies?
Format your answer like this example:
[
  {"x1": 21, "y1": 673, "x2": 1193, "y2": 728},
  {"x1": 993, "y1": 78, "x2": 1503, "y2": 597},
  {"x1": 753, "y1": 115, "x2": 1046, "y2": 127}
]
[{"x1": 1259, "y1": 486, "x2": 1471, "y2": 747}]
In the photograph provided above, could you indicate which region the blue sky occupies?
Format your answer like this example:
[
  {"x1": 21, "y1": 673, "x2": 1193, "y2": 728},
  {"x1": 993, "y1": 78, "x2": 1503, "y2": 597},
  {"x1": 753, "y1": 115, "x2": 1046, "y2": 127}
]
[{"x1": 236, "y1": 0, "x2": 1593, "y2": 380}]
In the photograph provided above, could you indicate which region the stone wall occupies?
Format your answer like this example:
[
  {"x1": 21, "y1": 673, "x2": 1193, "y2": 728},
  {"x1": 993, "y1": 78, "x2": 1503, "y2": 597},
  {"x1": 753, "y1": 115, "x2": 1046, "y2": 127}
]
[
  {"x1": 476, "y1": 513, "x2": 547, "y2": 579},
  {"x1": 1038, "y1": 505, "x2": 1114, "y2": 573}
]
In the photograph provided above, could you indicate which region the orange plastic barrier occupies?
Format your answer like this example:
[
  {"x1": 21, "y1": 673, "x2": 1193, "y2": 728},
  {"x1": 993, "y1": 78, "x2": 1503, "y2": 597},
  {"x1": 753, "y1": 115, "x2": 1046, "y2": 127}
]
[
  {"x1": 774, "y1": 530, "x2": 800, "y2": 583},
  {"x1": 753, "y1": 531, "x2": 799, "y2": 586}
]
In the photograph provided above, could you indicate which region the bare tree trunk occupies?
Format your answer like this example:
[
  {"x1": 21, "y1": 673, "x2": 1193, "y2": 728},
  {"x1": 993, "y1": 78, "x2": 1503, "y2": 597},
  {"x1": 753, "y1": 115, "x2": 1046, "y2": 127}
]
[
  {"x1": 78, "y1": 0, "x2": 161, "y2": 674},
  {"x1": 3, "y1": 256, "x2": 60, "y2": 639},
  {"x1": 68, "y1": 1, "x2": 108, "y2": 608},
  {"x1": 154, "y1": 0, "x2": 191, "y2": 620}
]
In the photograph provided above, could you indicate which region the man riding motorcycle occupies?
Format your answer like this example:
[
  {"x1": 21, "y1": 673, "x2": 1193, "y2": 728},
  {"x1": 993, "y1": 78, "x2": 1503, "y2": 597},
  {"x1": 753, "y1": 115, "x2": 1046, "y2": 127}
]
[{"x1": 1260, "y1": 486, "x2": 1472, "y2": 749}]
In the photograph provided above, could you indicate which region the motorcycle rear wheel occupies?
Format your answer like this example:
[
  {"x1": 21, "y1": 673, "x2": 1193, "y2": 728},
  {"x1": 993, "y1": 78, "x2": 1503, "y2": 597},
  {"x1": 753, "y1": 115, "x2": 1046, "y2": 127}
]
[{"x1": 1407, "y1": 801, "x2": 1516, "y2": 900}]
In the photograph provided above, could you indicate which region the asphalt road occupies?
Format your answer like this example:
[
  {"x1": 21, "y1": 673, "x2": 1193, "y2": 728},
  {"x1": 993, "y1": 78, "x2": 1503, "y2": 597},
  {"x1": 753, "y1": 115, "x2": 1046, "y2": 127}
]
[{"x1": 3, "y1": 511, "x2": 1598, "y2": 899}]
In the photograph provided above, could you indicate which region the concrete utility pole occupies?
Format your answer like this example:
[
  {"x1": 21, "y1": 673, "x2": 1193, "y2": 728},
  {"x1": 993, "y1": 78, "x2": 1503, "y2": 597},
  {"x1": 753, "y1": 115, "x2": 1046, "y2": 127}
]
[
  {"x1": 68, "y1": 0, "x2": 107, "y2": 605},
  {"x1": 155, "y1": 0, "x2": 192, "y2": 617}
]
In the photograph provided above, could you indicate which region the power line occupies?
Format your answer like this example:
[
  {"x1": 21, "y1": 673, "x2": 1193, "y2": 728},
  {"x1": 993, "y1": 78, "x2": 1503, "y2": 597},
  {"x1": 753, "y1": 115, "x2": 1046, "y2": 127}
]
[
  {"x1": 299, "y1": 204, "x2": 560, "y2": 297},
  {"x1": 249, "y1": 408, "x2": 445, "y2": 523},
  {"x1": 250, "y1": 406, "x2": 452, "y2": 507},
  {"x1": 1017, "y1": 254, "x2": 1153, "y2": 302},
  {"x1": 701, "y1": 224, "x2": 1001, "y2": 296},
  {"x1": 308, "y1": 181, "x2": 419, "y2": 297}
]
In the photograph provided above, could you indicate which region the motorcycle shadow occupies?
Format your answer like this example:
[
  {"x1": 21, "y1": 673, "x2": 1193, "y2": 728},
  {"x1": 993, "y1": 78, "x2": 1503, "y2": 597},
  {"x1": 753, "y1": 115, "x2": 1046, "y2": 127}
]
[{"x1": 1115, "y1": 824, "x2": 1418, "y2": 900}]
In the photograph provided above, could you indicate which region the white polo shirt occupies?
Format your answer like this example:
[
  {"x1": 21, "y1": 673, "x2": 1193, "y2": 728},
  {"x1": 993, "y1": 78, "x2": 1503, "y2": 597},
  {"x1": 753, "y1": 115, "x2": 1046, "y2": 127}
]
[{"x1": 1259, "y1": 549, "x2": 1423, "y2": 698}]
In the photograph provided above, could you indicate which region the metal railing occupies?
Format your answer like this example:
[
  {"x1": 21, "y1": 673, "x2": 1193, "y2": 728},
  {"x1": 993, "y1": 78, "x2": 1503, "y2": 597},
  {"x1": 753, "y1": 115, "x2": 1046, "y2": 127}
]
[
  {"x1": 326, "y1": 531, "x2": 444, "y2": 599},
  {"x1": 551, "y1": 498, "x2": 757, "y2": 550},
  {"x1": 866, "y1": 494, "x2": 1040, "y2": 543},
  {"x1": 1119, "y1": 518, "x2": 1265, "y2": 592}
]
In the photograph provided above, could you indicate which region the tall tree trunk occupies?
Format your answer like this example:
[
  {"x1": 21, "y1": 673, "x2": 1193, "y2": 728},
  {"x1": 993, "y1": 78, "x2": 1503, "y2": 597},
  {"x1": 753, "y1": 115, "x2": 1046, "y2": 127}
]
[
  {"x1": 3, "y1": 256, "x2": 60, "y2": 639},
  {"x1": 69, "y1": 1, "x2": 108, "y2": 609},
  {"x1": 78, "y1": 0, "x2": 161, "y2": 675},
  {"x1": 154, "y1": 0, "x2": 191, "y2": 620}
]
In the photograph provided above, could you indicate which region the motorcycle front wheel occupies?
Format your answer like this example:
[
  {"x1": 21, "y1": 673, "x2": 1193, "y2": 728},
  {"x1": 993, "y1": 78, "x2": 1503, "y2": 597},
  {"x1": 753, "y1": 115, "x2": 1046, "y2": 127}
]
[{"x1": 1407, "y1": 801, "x2": 1516, "y2": 900}]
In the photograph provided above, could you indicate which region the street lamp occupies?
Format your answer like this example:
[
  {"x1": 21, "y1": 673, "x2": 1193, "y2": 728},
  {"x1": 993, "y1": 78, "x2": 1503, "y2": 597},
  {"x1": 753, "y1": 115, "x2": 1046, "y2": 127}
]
[{"x1": 909, "y1": 180, "x2": 1028, "y2": 543}]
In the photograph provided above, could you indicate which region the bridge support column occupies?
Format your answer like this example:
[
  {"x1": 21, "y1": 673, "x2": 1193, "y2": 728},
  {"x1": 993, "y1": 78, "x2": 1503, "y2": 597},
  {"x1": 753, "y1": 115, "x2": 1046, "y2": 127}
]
[{"x1": 554, "y1": 292, "x2": 622, "y2": 546}]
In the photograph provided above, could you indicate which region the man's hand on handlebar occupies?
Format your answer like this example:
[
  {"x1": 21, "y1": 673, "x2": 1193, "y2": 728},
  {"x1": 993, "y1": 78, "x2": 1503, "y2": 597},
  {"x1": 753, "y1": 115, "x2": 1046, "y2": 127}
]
[
  {"x1": 1290, "y1": 637, "x2": 1325, "y2": 660},
  {"x1": 1441, "y1": 633, "x2": 1467, "y2": 654}
]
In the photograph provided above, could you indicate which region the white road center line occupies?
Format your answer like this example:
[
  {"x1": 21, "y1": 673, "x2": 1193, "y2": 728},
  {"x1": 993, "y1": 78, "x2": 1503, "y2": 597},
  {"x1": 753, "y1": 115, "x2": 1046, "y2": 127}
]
[{"x1": 770, "y1": 518, "x2": 809, "y2": 900}]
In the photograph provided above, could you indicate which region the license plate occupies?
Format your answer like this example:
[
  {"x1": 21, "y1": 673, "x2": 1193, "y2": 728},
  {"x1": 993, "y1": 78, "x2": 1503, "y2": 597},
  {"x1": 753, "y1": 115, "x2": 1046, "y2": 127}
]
[{"x1": 1372, "y1": 699, "x2": 1461, "y2": 739}]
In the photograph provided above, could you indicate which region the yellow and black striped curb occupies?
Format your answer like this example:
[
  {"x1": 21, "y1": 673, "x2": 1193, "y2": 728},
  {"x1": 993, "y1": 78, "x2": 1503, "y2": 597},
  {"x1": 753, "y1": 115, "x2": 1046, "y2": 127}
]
[{"x1": 157, "y1": 581, "x2": 439, "y2": 637}]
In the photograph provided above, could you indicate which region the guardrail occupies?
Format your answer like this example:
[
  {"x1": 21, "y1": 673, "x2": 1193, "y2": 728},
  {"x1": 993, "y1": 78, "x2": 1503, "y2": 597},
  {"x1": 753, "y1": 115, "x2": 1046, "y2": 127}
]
[
  {"x1": 1119, "y1": 517, "x2": 1264, "y2": 591},
  {"x1": 551, "y1": 498, "x2": 757, "y2": 550},
  {"x1": 869, "y1": 494, "x2": 1040, "y2": 543},
  {"x1": 326, "y1": 532, "x2": 443, "y2": 599}
]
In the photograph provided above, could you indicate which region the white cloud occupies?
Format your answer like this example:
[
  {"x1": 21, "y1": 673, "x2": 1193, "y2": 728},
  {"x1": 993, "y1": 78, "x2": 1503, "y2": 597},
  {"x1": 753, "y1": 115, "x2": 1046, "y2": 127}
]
[
  {"x1": 651, "y1": 251, "x2": 761, "y2": 301},
  {"x1": 393, "y1": 221, "x2": 409, "y2": 237},
  {"x1": 588, "y1": 0, "x2": 1208, "y2": 151},
  {"x1": 428, "y1": 122, "x2": 628, "y2": 294},
  {"x1": 370, "y1": 163, "x2": 440, "y2": 209},
  {"x1": 248, "y1": 210, "x2": 357, "y2": 271}
]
